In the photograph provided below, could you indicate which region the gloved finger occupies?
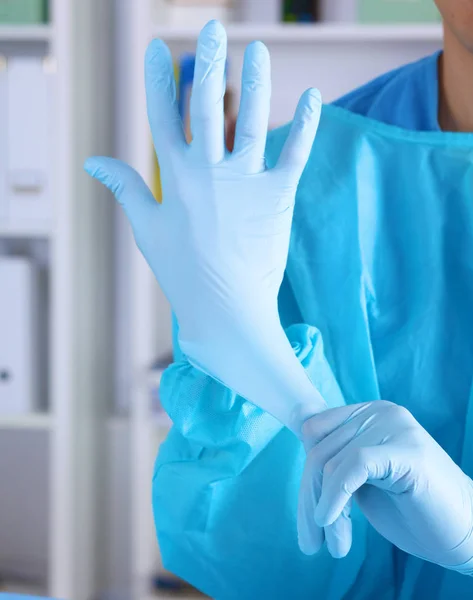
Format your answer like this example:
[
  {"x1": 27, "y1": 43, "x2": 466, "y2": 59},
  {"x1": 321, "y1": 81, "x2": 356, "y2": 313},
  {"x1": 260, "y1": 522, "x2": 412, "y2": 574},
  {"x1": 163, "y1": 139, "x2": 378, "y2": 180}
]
[
  {"x1": 276, "y1": 88, "x2": 322, "y2": 183},
  {"x1": 190, "y1": 20, "x2": 227, "y2": 164},
  {"x1": 302, "y1": 403, "x2": 371, "y2": 450},
  {"x1": 324, "y1": 500, "x2": 353, "y2": 559},
  {"x1": 84, "y1": 157, "x2": 158, "y2": 226},
  {"x1": 299, "y1": 421, "x2": 356, "y2": 558},
  {"x1": 315, "y1": 445, "x2": 386, "y2": 527},
  {"x1": 297, "y1": 454, "x2": 325, "y2": 555},
  {"x1": 301, "y1": 421, "x2": 356, "y2": 558},
  {"x1": 145, "y1": 39, "x2": 186, "y2": 160},
  {"x1": 232, "y1": 41, "x2": 271, "y2": 174}
]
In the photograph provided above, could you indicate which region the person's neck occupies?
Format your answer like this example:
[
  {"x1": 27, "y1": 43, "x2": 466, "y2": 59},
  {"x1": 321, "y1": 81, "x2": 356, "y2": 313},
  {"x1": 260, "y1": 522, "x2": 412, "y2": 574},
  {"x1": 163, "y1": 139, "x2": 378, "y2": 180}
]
[{"x1": 439, "y1": 26, "x2": 473, "y2": 132}]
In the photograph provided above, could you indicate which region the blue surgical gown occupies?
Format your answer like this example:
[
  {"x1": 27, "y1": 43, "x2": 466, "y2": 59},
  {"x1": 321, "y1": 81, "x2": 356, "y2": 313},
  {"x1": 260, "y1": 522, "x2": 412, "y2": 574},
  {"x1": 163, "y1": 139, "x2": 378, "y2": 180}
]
[{"x1": 153, "y1": 52, "x2": 473, "y2": 599}]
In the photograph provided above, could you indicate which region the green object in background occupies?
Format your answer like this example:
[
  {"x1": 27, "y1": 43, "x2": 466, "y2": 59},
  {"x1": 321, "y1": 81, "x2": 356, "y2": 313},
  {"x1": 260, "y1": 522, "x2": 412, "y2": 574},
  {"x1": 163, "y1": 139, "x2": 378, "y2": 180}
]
[
  {"x1": 283, "y1": 0, "x2": 297, "y2": 22},
  {"x1": 283, "y1": 0, "x2": 318, "y2": 22},
  {"x1": 0, "y1": 0, "x2": 48, "y2": 24},
  {"x1": 359, "y1": 0, "x2": 441, "y2": 23}
]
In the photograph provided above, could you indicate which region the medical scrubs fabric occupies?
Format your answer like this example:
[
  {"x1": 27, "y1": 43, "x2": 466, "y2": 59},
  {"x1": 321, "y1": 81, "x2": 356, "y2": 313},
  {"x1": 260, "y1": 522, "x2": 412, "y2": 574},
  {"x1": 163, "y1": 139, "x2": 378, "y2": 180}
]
[{"x1": 154, "y1": 51, "x2": 473, "y2": 599}]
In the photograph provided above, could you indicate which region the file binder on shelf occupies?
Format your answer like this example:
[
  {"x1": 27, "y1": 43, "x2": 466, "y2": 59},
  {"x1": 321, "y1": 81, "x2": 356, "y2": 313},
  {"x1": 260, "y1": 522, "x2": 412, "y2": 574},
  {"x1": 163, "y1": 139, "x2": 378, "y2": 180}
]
[
  {"x1": 152, "y1": 0, "x2": 232, "y2": 27},
  {"x1": 320, "y1": 0, "x2": 358, "y2": 22},
  {"x1": 6, "y1": 56, "x2": 54, "y2": 226},
  {"x1": 236, "y1": 0, "x2": 282, "y2": 24},
  {"x1": 0, "y1": 57, "x2": 7, "y2": 223},
  {"x1": 0, "y1": 257, "x2": 39, "y2": 416}
]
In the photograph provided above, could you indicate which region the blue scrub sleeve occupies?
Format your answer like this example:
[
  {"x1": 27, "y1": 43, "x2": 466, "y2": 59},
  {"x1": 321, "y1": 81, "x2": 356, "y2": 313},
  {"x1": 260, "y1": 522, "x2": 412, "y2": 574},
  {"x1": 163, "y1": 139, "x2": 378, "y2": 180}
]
[{"x1": 152, "y1": 323, "x2": 354, "y2": 599}]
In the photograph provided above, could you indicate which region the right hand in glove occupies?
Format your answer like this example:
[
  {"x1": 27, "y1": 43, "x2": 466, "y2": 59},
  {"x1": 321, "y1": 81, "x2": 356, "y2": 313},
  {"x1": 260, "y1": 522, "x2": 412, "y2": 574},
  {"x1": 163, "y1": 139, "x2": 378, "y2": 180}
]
[{"x1": 85, "y1": 20, "x2": 326, "y2": 436}]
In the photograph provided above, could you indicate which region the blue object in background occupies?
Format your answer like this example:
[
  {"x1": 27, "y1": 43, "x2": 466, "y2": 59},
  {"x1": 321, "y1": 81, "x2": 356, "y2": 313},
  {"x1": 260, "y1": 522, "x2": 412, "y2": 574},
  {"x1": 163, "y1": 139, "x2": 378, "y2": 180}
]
[{"x1": 177, "y1": 53, "x2": 195, "y2": 120}]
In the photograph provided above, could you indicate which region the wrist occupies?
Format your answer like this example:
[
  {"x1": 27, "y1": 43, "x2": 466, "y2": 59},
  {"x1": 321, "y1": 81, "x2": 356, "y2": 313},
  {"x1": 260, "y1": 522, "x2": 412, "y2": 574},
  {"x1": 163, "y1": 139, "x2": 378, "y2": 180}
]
[
  {"x1": 180, "y1": 315, "x2": 326, "y2": 435},
  {"x1": 178, "y1": 301, "x2": 282, "y2": 352}
]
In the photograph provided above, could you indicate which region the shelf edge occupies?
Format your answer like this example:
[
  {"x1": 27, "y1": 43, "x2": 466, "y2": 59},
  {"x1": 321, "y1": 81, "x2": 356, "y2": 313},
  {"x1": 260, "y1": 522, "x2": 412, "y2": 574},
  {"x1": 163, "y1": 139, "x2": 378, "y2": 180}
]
[
  {"x1": 151, "y1": 23, "x2": 443, "y2": 43},
  {"x1": 0, "y1": 24, "x2": 52, "y2": 42},
  {"x1": 0, "y1": 413, "x2": 53, "y2": 430}
]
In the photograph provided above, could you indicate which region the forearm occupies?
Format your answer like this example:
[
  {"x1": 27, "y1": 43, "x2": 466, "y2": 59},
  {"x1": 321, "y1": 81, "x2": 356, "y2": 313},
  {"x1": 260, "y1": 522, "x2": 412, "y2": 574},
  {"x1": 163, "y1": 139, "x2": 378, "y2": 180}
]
[
  {"x1": 154, "y1": 323, "x2": 349, "y2": 598},
  {"x1": 179, "y1": 316, "x2": 328, "y2": 439},
  {"x1": 159, "y1": 357, "x2": 283, "y2": 463}
]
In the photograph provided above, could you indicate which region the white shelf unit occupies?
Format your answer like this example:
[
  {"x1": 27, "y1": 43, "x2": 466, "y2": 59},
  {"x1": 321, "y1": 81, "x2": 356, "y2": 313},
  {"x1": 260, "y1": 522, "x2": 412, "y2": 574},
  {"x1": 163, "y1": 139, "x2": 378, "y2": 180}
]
[
  {"x1": 116, "y1": 7, "x2": 444, "y2": 599},
  {"x1": 153, "y1": 22, "x2": 443, "y2": 43},
  {"x1": 0, "y1": 413, "x2": 52, "y2": 430},
  {"x1": 0, "y1": 223, "x2": 54, "y2": 238},
  {"x1": 0, "y1": 1, "x2": 114, "y2": 598},
  {"x1": 0, "y1": 24, "x2": 52, "y2": 42},
  {"x1": 0, "y1": 581, "x2": 48, "y2": 596}
]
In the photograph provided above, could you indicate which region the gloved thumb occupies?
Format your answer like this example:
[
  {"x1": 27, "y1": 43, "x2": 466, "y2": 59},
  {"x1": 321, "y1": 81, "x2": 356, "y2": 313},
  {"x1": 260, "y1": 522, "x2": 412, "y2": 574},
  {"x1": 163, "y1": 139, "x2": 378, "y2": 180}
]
[{"x1": 84, "y1": 156, "x2": 158, "y2": 225}]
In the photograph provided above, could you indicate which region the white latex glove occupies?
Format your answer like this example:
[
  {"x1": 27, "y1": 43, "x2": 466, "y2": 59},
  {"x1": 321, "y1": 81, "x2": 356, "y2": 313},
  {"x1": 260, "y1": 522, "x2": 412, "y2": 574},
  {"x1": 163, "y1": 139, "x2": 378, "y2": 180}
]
[
  {"x1": 85, "y1": 21, "x2": 326, "y2": 436},
  {"x1": 298, "y1": 401, "x2": 473, "y2": 575}
]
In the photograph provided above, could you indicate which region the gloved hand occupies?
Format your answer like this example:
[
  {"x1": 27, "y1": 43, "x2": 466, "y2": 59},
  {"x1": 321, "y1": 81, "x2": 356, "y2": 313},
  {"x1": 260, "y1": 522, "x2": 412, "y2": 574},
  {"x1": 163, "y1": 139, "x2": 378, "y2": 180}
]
[
  {"x1": 84, "y1": 21, "x2": 326, "y2": 436},
  {"x1": 298, "y1": 401, "x2": 473, "y2": 574}
]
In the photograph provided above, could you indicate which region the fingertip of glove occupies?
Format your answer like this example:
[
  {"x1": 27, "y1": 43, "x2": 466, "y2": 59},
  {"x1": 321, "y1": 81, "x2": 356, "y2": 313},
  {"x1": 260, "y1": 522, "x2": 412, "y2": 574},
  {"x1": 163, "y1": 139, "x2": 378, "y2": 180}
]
[
  {"x1": 202, "y1": 19, "x2": 226, "y2": 37},
  {"x1": 84, "y1": 157, "x2": 101, "y2": 178},
  {"x1": 83, "y1": 157, "x2": 127, "y2": 199},
  {"x1": 298, "y1": 535, "x2": 319, "y2": 556},
  {"x1": 294, "y1": 89, "x2": 322, "y2": 129},
  {"x1": 314, "y1": 506, "x2": 331, "y2": 528},
  {"x1": 245, "y1": 40, "x2": 270, "y2": 61},
  {"x1": 145, "y1": 38, "x2": 171, "y2": 67},
  {"x1": 305, "y1": 88, "x2": 322, "y2": 110},
  {"x1": 329, "y1": 544, "x2": 351, "y2": 560},
  {"x1": 314, "y1": 516, "x2": 327, "y2": 528},
  {"x1": 198, "y1": 19, "x2": 227, "y2": 53}
]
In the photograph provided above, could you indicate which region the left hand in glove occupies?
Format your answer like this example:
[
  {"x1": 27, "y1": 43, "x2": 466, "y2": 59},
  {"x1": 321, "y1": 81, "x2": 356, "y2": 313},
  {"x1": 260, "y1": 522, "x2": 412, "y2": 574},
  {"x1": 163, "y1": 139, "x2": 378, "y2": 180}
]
[
  {"x1": 298, "y1": 401, "x2": 473, "y2": 575},
  {"x1": 84, "y1": 21, "x2": 326, "y2": 437}
]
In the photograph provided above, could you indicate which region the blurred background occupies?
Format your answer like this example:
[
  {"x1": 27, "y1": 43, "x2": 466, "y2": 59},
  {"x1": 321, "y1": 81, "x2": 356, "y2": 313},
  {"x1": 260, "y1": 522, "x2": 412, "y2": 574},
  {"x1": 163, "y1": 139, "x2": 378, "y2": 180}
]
[{"x1": 0, "y1": 0, "x2": 442, "y2": 599}]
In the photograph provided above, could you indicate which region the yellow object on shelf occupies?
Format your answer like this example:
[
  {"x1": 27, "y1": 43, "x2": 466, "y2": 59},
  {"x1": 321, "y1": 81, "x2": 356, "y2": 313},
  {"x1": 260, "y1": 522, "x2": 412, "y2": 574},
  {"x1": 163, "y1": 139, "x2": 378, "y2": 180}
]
[{"x1": 152, "y1": 155, "x2": 163, "y2": 204}]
